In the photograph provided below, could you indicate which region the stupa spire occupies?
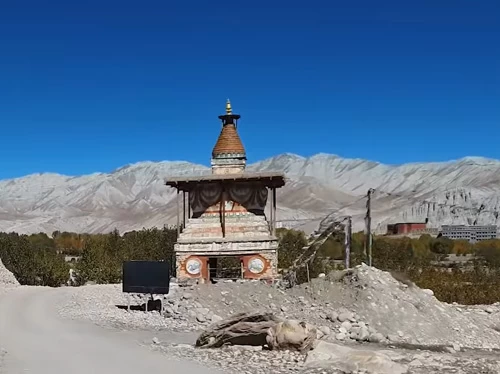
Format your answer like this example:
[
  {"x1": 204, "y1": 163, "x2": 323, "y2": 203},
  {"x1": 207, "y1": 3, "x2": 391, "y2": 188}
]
[{"x1": 211, "y1": 100, "x2": 246, "y2": 174}]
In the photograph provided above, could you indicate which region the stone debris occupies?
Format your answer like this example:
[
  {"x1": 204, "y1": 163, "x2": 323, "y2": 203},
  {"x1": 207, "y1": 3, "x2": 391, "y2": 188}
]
[
  {"x1": 151, "y1": 341, "x2": 500, "y2": 374},
  {"x1": 304, "y1": 341, "x2": 408, "y2": 373},
  {"x1": 57, "y1": 263, "x2": 500, "y2": 373},
  {"x1": 0, "y1": 258, "x2": 19, "y2": 287}
]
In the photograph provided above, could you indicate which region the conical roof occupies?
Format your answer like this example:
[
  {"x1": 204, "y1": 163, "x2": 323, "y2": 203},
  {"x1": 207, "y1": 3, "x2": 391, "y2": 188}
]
[
  {"x1": 212, "y1": 100, "x2": 246, "y2": 157},
  {"x1": 212, "y1": 124, "x2": 246, "y2": 157}
]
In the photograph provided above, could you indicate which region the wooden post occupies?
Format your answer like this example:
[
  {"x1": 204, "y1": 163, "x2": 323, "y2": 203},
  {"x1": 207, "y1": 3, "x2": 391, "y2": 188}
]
[
  {"x1": 345, "y1": 216, "x2": 352, "y2": 269},
  {"x1": 364, "y1": 188, "x2": 374, "y2": 267},
  {"x1": 272, "y1": 187, "x2": 277, "y2": 236},
  {"x1": 220, "y1": 184, "x2": 226, "y2": 238},
  {"x1": 176, "y1": 189, "x2": 181, "y2": 237},
  {"x1": 269, "y1": 187, "x2": 274, "y2": 233},
  {"x1": 182, "y1": 190, "x2": 186, "y2": 229}
]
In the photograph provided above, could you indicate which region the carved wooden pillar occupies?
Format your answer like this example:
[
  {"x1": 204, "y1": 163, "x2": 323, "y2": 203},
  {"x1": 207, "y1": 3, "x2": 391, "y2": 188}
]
[
  {"x1": 176, "y1": 189, "x2": 181, "y2": 237},
  {"x1": 220, "y1": 183, "x2": 226, "y2": 238},
  {"x1": 272, "y1": 187, "x2": 277, "y2": 236},
  {"x1": 269, "y1": 187, "x2": 274, "y2": 233},
  {"x1": 182, "y1": 190, "x2": 186, "y2": 229}
]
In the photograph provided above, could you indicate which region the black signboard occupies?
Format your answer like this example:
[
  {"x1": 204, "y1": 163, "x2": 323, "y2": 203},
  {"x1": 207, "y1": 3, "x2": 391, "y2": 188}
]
[{"x1": 122, "y1": 260, "x2": 170, "y2": 294}]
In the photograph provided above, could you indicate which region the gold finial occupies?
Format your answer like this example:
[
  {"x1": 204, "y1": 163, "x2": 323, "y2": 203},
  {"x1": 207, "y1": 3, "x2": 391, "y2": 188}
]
[{"x1": 226, "y1": 99, "x2": 232, "y2": 115}]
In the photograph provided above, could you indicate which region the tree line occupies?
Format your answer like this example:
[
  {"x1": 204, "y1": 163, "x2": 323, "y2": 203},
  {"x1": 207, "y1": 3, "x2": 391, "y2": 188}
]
[
  {"x1": 2, "y1": 227, "x2": 500, "y2": 304},
  {"x1": 0, "y1": 227, "x2": 177, "y2": 287}
]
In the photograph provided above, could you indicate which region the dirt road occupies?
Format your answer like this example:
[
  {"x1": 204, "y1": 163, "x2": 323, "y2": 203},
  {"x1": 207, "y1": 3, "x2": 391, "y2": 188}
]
[{"x1": 0, "y1": 287, "x2": 222, "y2": 374}]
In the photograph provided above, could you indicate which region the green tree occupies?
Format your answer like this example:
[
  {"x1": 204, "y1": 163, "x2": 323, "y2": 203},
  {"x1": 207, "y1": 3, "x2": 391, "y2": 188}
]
[
  {"x1": 474, "y1": 240, "x2": 500, "y2": 268},
  {"x1": 431, "y1": 237, "x2": 454, "y2": 255},
  {"x1": 276, "y1": 228, "x2": 308, "y2": 269},
  {"x1": 0, "y1": 232, "x2": 68, "y2": 286}
]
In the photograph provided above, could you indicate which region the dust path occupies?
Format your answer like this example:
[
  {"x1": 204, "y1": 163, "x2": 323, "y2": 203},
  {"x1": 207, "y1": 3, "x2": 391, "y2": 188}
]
[{"x1": 0, "y1": 286, "x2": 221, "y2": 374}]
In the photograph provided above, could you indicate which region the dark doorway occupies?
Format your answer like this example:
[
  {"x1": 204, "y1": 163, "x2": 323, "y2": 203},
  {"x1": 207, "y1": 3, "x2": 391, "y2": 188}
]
[
  {"x1": 208, "y1": 256, "x2": 243, "y2": 281},
  {"x1": 208, "y1": 257, "x2": 217, "y2": 281}
]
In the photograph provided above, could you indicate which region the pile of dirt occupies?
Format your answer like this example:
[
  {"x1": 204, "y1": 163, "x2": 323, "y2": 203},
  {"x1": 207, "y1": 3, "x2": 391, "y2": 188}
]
[
  {"x1": 61, "y1": 264, "x2": 500, "y2": 351},
  {"x1": 320, "y1": 264, "x2": 500, "y2": 349},
  {"x1": 161, "y1": 264, "x2": 500, "y2": 349},
  {"x1": 0, "y1": 258, "x2": 19, "y2": 287}
]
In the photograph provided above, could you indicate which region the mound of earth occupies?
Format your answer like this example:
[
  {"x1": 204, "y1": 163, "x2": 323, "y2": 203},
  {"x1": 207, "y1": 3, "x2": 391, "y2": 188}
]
[
  {"x1": 0, "y1": 258, "x2": 19, "y2": 287},
  {"x1": 61, "y1": 264, "x2": 500, "y2": 351}
]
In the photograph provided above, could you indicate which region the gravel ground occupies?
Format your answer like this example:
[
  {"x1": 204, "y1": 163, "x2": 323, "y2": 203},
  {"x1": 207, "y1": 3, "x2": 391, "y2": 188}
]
[
  {"x1": 56, "y1": 264, "x2": 500, "y2": 373},
  {"x1": 60, "y1": 264, "x2": 500, "y2": 349},
  {"x1": 148, "y1": 339, "x2": 500, "y2": 374},
  {"x1": 4, "y1": 258, "x2": 500, "y2": 373}
]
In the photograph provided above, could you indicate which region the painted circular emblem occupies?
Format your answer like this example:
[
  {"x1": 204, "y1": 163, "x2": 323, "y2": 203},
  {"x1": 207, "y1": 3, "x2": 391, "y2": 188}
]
[
  {"x1": 248, "y1": 257, "x2": 265, "y2": 274},
  {"x1": 186, "y1": 258, "x2": 202, "y2": 275}
]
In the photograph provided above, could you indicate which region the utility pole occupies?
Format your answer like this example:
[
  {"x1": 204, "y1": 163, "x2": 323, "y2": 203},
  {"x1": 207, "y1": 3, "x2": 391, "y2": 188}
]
[
  {"x1": 364, "y1": 188, "x2": 375, "y2": 267},
  {"x1": 344, "y1": 216, "x2": 352, "y2": 269}
]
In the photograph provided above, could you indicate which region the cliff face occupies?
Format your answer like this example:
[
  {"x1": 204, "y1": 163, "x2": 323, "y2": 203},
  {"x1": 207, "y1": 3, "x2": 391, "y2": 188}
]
[{"x1": 0, "y1": 154, "x2": 499, "y2": 234}]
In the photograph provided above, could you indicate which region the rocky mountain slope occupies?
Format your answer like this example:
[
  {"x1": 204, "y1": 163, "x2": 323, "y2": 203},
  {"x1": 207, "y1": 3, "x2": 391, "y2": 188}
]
[{"x1": 0, "y1": 153, "x2": 499, "y2": 234}]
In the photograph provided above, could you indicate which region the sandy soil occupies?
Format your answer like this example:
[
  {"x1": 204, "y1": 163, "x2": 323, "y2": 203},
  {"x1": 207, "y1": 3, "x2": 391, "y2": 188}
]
[{"x1": 0, "y1": 286, "x2": 222, "y2": 374}]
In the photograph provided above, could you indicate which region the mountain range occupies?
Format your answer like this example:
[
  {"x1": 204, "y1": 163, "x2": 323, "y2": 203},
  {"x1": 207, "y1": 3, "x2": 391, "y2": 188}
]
[{"x1": 1, "y1": 153, "x2": 499, "y2": 235}]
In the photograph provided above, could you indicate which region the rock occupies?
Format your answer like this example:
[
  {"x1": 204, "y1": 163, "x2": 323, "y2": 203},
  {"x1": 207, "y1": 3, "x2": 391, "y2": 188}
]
[
  {"x1": 305, "y1": 341, "x2": 408, "y2": 374},
  {"x1": 267, "y1": 319, "x2": 317, "y2": 352},
  {"x1": 444, "y1": 346, "x2": 456, "y2": 354},
  {"x1": 357, "y1": 327, "x2": 370, "y2": 341},
  {"x1": 211, "y1": 314, "x2": 223, "y2": 323},
  {"x1": 340, "y1": 321, "x2": 352, "y2": 332},
  {"x1": 327, "y1": 312, "x2": 338, "y2": 322},
  {"x1": 172, "y1": 343, "x2": 194, "y2": 350},
  {"x1": 152, "y1": 337, "x2": 160, "y2": 344},
  {"x1": 485, "y1": 307, "x2": 494, "y2": 314},
  {"x1": 319, "y1": 326, "x2": 331, "y2": 336},
  {"x1": 196, "y1": 307, "x2": 210, "y2": 316},
  {"x1": 387, "y1": 334, "x2": 399, "y2": 342},
  {"x1": 280, "y1": 305, "x2": 288, "y2": 312},
  {"x1": 337, "y1": 312, "x2": 351, "y2": 322},
  {"x1": 422, "y1": 289, "x2": 434, "y2": 296},
  {"x1": 335, "y1": 332, "x2": 346, "y2": 341},
  {"x1": 452, "y1": 343, "x2": 461, "y2": 352},
  {"x1": 196, "y1": 314, "x2": 207, "y2": 323},
  {"x1": 368, "y1": 333, "x2": 385, "y2": 343}
]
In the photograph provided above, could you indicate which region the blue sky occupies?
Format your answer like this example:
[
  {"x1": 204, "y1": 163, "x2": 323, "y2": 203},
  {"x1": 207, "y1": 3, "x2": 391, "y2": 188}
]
[{"x1": 0, "y1": 0, "x2": 499, "y2": 179}]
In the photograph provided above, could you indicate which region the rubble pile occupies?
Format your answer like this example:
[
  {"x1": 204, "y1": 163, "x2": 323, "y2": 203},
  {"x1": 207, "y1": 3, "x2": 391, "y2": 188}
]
[
  {"x1": 0, "y1": 258, "x2": 19, "y2": 287},
  {"x1": 311, "y1": 264, "x2": 500, "y2": 349},
  {"x1": 61, "y1": 264, "x2": 500, "y2": 350},
  {"x1": 58, "y1": 264, "x2": 500, "y2": 373}
]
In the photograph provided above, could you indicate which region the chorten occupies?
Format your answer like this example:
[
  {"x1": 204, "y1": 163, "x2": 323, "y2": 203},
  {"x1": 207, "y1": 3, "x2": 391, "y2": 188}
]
[
  {"x1": 165, "y1": 101, "x2": 285, "y2": 282},
  {"x1": 211, "y1": 100, "x2": 247, "y2": 175}
]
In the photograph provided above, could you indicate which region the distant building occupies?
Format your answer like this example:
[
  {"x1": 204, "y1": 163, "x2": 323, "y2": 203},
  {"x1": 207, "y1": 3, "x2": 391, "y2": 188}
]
[
  {"x1": 387, "y1": 221, "x2": 427, "y2": 235},
  {"x1": 440, "y1": 225, "x2": 498, "y2": 243}
]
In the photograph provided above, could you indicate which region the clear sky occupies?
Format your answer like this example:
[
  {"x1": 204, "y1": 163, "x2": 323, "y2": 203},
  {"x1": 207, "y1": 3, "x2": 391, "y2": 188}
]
[{"x1": 0, "y1": 0, "x2": 499, "y2": 179}]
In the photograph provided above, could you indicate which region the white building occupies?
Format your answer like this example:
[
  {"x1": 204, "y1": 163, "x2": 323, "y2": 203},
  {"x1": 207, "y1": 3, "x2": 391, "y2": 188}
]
[{"x1": 440, "y1": 225, "x2": 498, "y2": 243}]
